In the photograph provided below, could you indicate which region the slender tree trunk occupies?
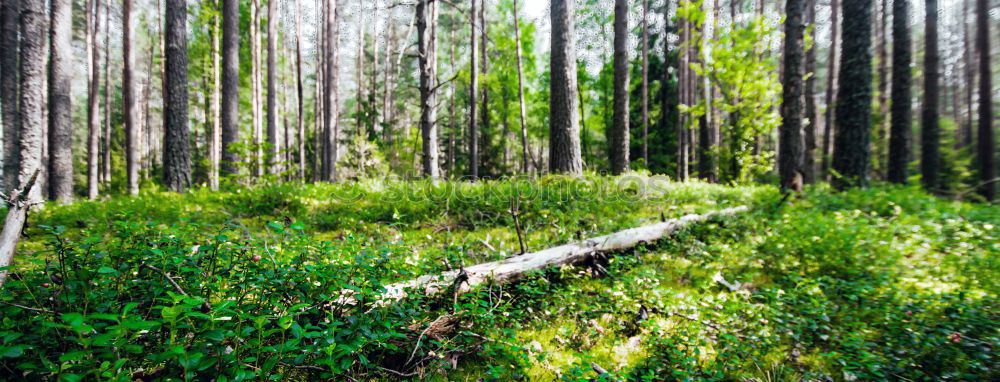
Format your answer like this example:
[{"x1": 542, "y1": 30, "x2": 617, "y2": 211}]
[
  {"x1": 549, "y1": 0, "x2": 583, "y2": 175},
  {"x1": 803, "y1": 0, "x2": 818, "y2": 184},
  {"x1": 295, "y1": 0, "x2": 305, "y2": 180},
  {"x1": 417, "y1": 0, "x2": 439, "y2": 178},
  {"x1": 874, "y1": 0, "x2": 889, "y2": 177},
  {"x1": 447, "y1": 28, "x2": 457, "y2": 177},
  {"x1": 780, "y1": 0, "x2": 805, "y2": 192},
  {"x1": 960, "y1": 0, "x2": 974, "y2": 148},
  {"x1": 822, "y1": 0, "x2": 840, "y2": 179},
  {"x1": 512, "y1": 0, "x2": 532, "y2": 174},
  {"x1": 831, "y1": 0, "x2": 873, "y2": 189},
  {"x1": 163, "y1": 0, "x2": 191, "y2": 192},
  {"x1": 478, "y1": 1, "x2": 492, "y2": 176},
  {"x1": 2, "y1": 0, "x2": 20, "y2": 194},
  {"x1": 221, "y1": 0, "x2": 240, "y2": 177},
  {"x1": 86, "y1": 0, "x2": 101, "y2": 199},
  {"x1": 18, "y1": 0, "x2": 46, "y2": 202},
  {"x1": 124, "y1": 0, "x2": 140, "y2": 195},
  {"x1": 266, "y1": 0, "x2": 277, "y2": 174},
  {"x1": 323, "y1": 0, "x2": 339, "y2": 181},
  {"x1": 662, "y1": 0, "x2": 673, "y2": 177},
  {"x1": 469, "y1": 0, "x2": 479, "y2": 179},
  {"x1": 974, "y1": 0, "x2": 994, "y2": 200},
  {"x1": 920, "y1": 0, "x2": 940, "y2": 191},
  {"x1": 356, "y1": 4, "x2": 365, "y2": 135},
  {"x1": 251, "y1": 0, "x2": 261, "y2": 177},
  {"x1": 209, "y1": 0, "x2": 221, "y2": 189},
  {"x1": 640, "y1": 0, "x2": 649, "y2": 165},
  {"x1": 48, "y1": 0, "x2": 73, "y2": 203},
  {"x1": 102, "y1": 0, "x2": 111, "y2": 184},
  {"x1": 610, "y1": 0, "x2": 630, "y2": 175},
  {"x1": 677, "y1": 16, "x2": 689, "y2": 181}
]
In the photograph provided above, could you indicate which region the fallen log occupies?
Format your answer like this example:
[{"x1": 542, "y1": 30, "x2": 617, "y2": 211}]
[
  {"x1": 362, "y1": 206, "x2": 749, "y2": 303},
  {"x1": 0, "y1": 170, "x2": 41, "y2": 288}
]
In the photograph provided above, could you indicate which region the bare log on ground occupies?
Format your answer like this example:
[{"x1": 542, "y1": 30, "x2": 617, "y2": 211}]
[
  {"x1": 365, "y1": 206, "x2": 749, "y2": 303},
  {"x1": 0, "y1": 170, "x2": 41, "y2": 287}
]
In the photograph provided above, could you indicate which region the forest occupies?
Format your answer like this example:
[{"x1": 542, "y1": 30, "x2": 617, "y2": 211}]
[{"x1": 0, "y1": 0, "x2": 998, "y2": 379}]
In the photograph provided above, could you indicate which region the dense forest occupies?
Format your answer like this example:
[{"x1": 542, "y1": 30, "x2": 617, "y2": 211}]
[{"x1": 0, "y1": 0, "x2": 998, "y2": 380}]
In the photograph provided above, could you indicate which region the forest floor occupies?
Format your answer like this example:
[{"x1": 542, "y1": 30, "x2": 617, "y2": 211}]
[{"x1": 1, "y1": 175, "x2": 997, "y2": 381}]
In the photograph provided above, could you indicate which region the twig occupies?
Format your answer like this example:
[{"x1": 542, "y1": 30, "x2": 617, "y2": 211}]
[
  {"x1": 404, "y1": 320, "x2": 436, "y2": 367},
  {"x1": 377, "y1": 366, "x2": 419, "y2": 377},
  {"x1": 0, "y1": 301, "x2": 55, "y2": 314},
  {"x1": 141, "y1": 264, "x2": 212, "y2": 311},
  {"x1": 510, "y1": 196, "x2": 527, "y2": 255}
]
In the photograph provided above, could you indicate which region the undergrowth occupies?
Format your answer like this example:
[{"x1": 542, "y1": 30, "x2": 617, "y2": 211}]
[{"x1": 0, "y1": 177, "x2": 996, "y2": 380}]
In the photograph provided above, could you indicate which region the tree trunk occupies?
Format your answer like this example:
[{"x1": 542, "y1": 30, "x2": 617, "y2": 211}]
[
  {"x1": 295, "y1": 0, "x2": 305, "y2": 180},
  {"x1": 163, "y1": 0, "x2": 191, "y2": 192},
  {"x1": 124, "y1": 0, "x2": 140, "y2": 195},
  {"x1": 974, "y1": 0, "x2": 994, "y2": 200},
  {"x1": 874, "y1": 0, "x2": 889, "y2": 178},
  {"x1": 18, "y1": 0, "x2": 46, "y2": 202},
  {"x1": 780, "y1": 0, "x2": 805, "y2": 192},
  {"x1": 677, "y1": 17, "x2": 689, "y2": 181},
  {"x1": 209, "y1": 0, "x2": 221, "y2": 189},
  {"x1": 251, "y1": 0, "x2": 262, "y2": 177},
  {"x1": 86, "y1": 0, "x2": 101, "y2": 199},
  {"x1": 610, "y1": 0, "x2": 630, "y2": 175},
  {"x1": 48, "y1": 0, "x2": 73, "y2": 203},
  {"x1": 367, "y1": 206, "x2": 749, "y2": 303},
  {"x1": 0, "y1": 171, "x2": 40, "y2": 287},
  {"x1": 266, "y1": 0, "x2": 277, "y2": 174},
  {"x1": 662, "y1": 0, "x2": 673, "y2": 177},
  {"x1": 887, "y1": 0, "x2": 911, "y2": 184},
  {"x1": 417, "y1": 0, "x2": 439, "y2": 178},
  {"x1": 548, "y1": 0, "x2": 583, "y2": 175},
  {"x1": 831, "y1": 0, "x2": 873, "y2": 190},
  {"x1": 1, "y1": 0, "x2": 20, "y2": 195},
  {"x1": 102, "y1": 0, "x2": 111, "y2": 185},
  {"x1": 221, "y1": 0, "x2": 240, "y2": 177},
  {"x1": 512, "y1": 0, "x2": 531, "y2": 174},
  {"x1": 960, "y1": 0, "x2": 974, "y2": 148},
  {"x1": 469, "y1": 0, "x2": 479, "y2": 179},
  {"x1": 323, "y1": 0, "x2": 339, "y2": 181},
  {"x1": 822, "y1": 0, "x2": 840, "y2": 180},
  {"x1": 478, "y1": 2, "x2": 491, "y2": 176},
  {"x1": 640, "y1": 0, "x2": 650, "y2": 165},
  {"x1": 920, "y1": 0, "x2": 939, "y2": 191},
  {"x1": 803, "y1": 0, "x2": 818, "y2": 184}
]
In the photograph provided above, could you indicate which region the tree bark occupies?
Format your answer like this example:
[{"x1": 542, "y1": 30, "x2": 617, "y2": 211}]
[
  {"x1": 874, "y1": 0, "x2": 889, "y2": 177},
  {"x1": 323, "y1": 0, "x2": 339, "y2": 181},
  {"x1": 920, "y1": 0, "x2": 940, "y2": 191},
  {"x1": 123, "y1": 0, "x2": 140, "y2": 195},
  {"x1": 295, "y1": 0, "x2": 305, "y2": 180},
  {"x1": 221, "y1": 0, "x2": 240, "y2": 177},
  {"x1": 512, "y1": 0, "x2": 532, "y2": 174},
  {"x1": 1, "y1": 0, "x2": 20, "y2": 195},
  {"x1": 209, "y1": 0, "x2": 221, "y2": 189},
  {"x1": 780, "y1": 0, "x2": 805, "y2": 192},
  {"x1": 822, "y1": 0, "x2": 840, "y2": 180},
  {"x1": 266, "y1": 0, "x2": 278, "y2": 174},
  {"x1": 417, "y1": 0, "x2": 439, "y2": 178},
  {"x1": 610, "y1": 0, "x2": 630, "y2": 175},
  {"x1": 251, "y1": 0, "x2": 262, "y2": 177},
  {"x1": 831, "y1": 0, "x2": 873, "y2": 190},
  {"x1": 548, "y1": 0, "x2": 583, "y2": 175},
  {"x1": 102, "y1": 0, "x2": 111, "y2": 185},
  {"x1": 0, "y1": 171, "x2": 40, "y2": 287},
  {"x1": 86, "y1": 0, "x2": 101, "y2": 199},
  {"x1": 974, "y1": 0, "x2": 994, "y2": 200},
  {"x1": 163, "y1": 0, "x2": 191, "y2": 192},
  {"x1": 48, "y1": 0, "x2": 73, "y2": 203},
  {"x1": 662, "y1": 0, "x2": 673, "y2": 178},
  {"x1": 887, "y1": 0, "x2": 912, "y2": 184},
  {"x1": 803, "y1": 0, "x2": 818, "y2": 184},
  {"x1": 18, "y1": 0, "x2": 46, "y2": 202},
  {"x1": 478, "y1": 2, "x2": 491, "y2": 176},
  {"x1": 640, "y1": 0, "x2": 649, "y2": 165},
  {"x1": 960, "y1": 0, "x2": 974, "y2": 148},
  {"x1": 368, "y1": 206, "x2": 749, "y2": 303},
  {"x1": 469, "y1": 0, "x2": 479, "y2": 179}
]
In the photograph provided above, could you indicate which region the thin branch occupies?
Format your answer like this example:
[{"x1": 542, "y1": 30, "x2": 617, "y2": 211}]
[{"x1": 0, "y1": 301, "x2": 55, "y2": 314}]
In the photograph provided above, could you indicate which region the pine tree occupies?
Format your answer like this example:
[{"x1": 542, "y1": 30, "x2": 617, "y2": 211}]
[
  {"x1": 831, "y1": 0, "x2": 873, "y2": 189},
  {"x1": 610, "y1": 0, "x2": 630, "y2": 175},
  {"x1": 163, "y1": 0, "x2": 191, "y2": 191},
  {"x1": 548, "y1": 0, "x2": 583, "y2": 175},
  {"x1": 887, "y1": 0, "x2": 912, "y2": 184}
]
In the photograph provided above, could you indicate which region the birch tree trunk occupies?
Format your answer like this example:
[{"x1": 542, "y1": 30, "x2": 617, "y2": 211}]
[
  {"x1": 18, "y1": 0, "x2": 47, "y2": 202},
  {"x1": 48, "y1": 0, "x2": 74, "y2": 203},
  {"x1": 124, "y1": 0, "x2": 140, "y2": 195},
  {"x1": 295, "y1": 0, "x2": 305, "y2": 180},
  {"x1": 86, "y1": 0, "x2": 101, "y2": 199},
  {"x1": 512, "y1": 0, "x2": 532, "y2": 174},
  {"x1": 417, "y1": 0, "x2": 439, "y2": 178},
  {"x1": 266, "y1": 0, "x2": 278, "y2": 174},
  {"x1": 469, "y1": 0, "x2": 479, "y2": 179}
]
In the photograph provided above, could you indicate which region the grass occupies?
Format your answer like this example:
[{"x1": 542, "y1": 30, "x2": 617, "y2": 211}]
[{"x1": 1, "y1": 176, "x2": 996, "y2": 381}]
